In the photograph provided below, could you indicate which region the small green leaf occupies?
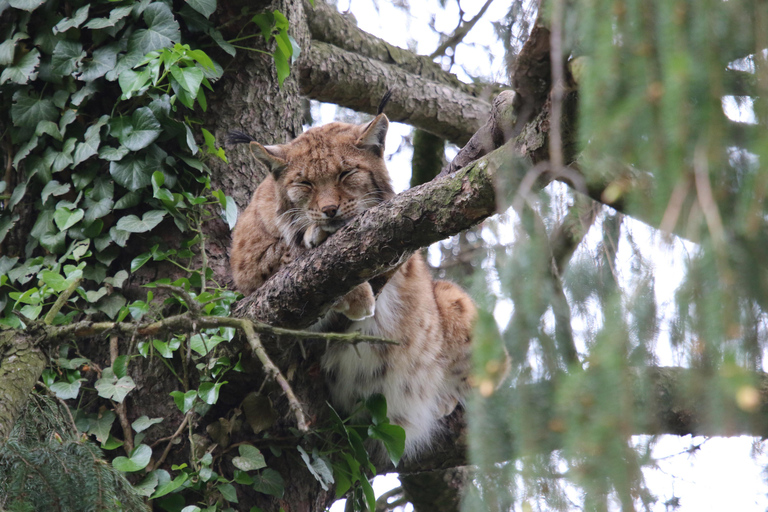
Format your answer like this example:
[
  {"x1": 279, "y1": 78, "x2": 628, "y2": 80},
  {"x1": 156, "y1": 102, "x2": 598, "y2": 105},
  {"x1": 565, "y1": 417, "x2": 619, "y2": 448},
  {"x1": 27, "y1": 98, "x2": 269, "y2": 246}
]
[
  {"x1": 8, "y1": 0, "x2": 46, "y2": 12},
  {"x1": 95, "y1": 293, "x2": 127, "y2": 319},
  {"x1": 0, "y1": 48, "x2": 40, "y2": 85},
  {"x1": 197, "y1": 381, "x2": 226, "y2": 405},
  {"x1": 232, "y1": 445, "x2": 267, "y2": 472},
  {"x1": 365, "y1": 393, "x2": 387, "y2": 426},
  {"x1": 360, "y1": 476, "x2": 375, "y2": 512},
  {"x1": 113, "y1": 444, "x2": 152, "y2": 472},
  {"x1": 40, "y1": 270, "x2": 68, "y2": 292},
  {"x1": 131, "y1": 252, "x2": 152, "y2": 273},
  {"x1": 186, "y1": 0, "x2": 216, "y2": 18},
  {"x1": 368, "y1": 423, "x2": 406, "y2": 467},
  {"x1": 218, "y1": 483, "x2": 238, "y2": 503},
  {"x1": 116, "y1": 210, "x2": 166, "y2": 233},
  {"x1": 118, "y1": 107, "x2": 162, "y2": 151},
  {"x1": 54, "y1": 208, "x2": 84, "y2": 231},
  {"x1": 51, "y1": 40, "x2": 85, "y2": 76},
  {"x1": 273, "y1": 46, "x2": 289, "y2": 88},
  {"x1": 170, "y1": 65, "x2": 204, "y2": 97},
  {"x1": 95, "y1": 369, "x2": 136, "y2": 403},
  {"x1": 170, "y1": 390, "x2": 197, "y2": 413},
  {"x1": 132, "y1": 416, "x2": 164, "y2": 433},
  {"x1": 297, "y1": 446, "x2": 334, "y2": 491},
  {"x1": 89, "y1": 410, "x2": 116, "y2": 444},
  {"x1": 50, "y1": 380, "x2": 82, "y2": 400},
  {"x1": 41, "y1": 180, "x2": 70, "y2": 203},
  {"x1": 134, "y1": 471, "x2": 161, "y2": 497},
  {"x1": 128, "y1": 3, "x2": 181, "y2": 57},
  {"x1": 11, "y1": 90, "x2": 57, "y2": 128},
  {"x1": 78, "y1": 45, "x2": 118, "y2": 81},
  {"x1": 53, "y1": 5, "x2": 89, "y2": 34},
  {"x1": 150, "y1": 472, "x2": 188, "y2": 499},
  {"x1": 252, "y1": 468, "x2": 285, "y2": 498}
]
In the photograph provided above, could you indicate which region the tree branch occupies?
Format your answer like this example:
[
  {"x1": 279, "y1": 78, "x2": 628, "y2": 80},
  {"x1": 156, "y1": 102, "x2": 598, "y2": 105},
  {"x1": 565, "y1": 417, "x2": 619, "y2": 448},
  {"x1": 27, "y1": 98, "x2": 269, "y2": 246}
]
[{"x1": 299, "y1": 41, "x2": 490, "y2": 146}]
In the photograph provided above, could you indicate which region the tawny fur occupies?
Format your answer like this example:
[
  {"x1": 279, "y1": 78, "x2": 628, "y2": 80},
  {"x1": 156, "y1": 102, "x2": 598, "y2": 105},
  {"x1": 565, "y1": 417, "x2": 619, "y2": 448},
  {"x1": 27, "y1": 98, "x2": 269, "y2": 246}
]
[{"x1": 229, "y1": 115, "x2": 476, "y2": 456}]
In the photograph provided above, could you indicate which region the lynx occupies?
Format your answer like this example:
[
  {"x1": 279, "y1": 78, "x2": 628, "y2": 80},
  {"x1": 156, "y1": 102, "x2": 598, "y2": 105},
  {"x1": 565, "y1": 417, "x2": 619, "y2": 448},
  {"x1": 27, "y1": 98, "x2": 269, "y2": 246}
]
[{"x1": 228, "y1": 102, "x2": 476, "y2": 455}]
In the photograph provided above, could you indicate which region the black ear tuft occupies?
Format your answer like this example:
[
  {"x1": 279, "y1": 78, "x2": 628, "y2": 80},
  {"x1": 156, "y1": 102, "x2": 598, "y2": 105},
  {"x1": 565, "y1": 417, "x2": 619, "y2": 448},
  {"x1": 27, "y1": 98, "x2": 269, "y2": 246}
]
[
  {"x1": 227, "y1": 130, "x2": 255, "y2": 145},
  {"x1": 377, "y1": 90, "x2": 392, "y2": 115}
]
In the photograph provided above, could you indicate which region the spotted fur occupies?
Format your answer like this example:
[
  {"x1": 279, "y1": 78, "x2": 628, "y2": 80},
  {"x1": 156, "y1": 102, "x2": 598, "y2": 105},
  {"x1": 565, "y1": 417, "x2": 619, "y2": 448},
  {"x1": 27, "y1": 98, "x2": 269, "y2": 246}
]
[{"x1": 229, "y1": 114, "x2": 476, "y2": 456}]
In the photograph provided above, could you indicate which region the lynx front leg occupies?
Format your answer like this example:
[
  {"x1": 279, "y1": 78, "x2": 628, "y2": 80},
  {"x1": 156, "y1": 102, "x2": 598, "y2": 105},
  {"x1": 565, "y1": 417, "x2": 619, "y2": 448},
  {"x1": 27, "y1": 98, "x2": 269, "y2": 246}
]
[
  {"x1": 303, "y1": 224, "x2": 329, "y2": 248},
  {"x1": 332, "y1": 282, "x2": 376, "y2": 320}
]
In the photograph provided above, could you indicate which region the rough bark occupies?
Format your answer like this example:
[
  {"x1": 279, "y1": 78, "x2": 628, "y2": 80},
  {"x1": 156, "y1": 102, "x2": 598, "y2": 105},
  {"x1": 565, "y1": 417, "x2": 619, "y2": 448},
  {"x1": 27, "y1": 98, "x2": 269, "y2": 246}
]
[
  {"x1": 299, "y1": 41, "x2": 490, "y2": 146},
  {"x1": 0, "y1": 331, "x2": 46, "y2": 442}
]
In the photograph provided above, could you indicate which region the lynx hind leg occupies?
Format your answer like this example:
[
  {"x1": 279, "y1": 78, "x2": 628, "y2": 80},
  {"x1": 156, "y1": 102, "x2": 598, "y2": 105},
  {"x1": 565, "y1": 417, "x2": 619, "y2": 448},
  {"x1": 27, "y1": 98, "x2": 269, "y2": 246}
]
[
  {"x1": 433, "y1": 280, "x2": 478, "y2": 412},
  {"x1": 332, "y1": 282, "x2": 376, "y2": 320}
]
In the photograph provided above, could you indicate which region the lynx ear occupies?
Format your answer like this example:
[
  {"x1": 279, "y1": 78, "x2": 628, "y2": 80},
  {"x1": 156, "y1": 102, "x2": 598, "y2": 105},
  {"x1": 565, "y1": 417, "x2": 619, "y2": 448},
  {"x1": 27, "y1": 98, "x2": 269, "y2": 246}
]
[
  {"x1": 249, "y1": 142, "x2": 288, "y2": 178},
  {"x1": 356, "y1": 114, "x2": 389, "y2": 156}
]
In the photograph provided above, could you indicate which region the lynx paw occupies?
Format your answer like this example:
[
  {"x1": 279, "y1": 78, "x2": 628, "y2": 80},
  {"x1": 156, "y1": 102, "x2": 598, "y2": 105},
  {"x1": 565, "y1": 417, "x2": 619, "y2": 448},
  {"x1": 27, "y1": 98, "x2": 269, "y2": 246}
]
[
  {"x1": 333, "y1": 283, "x2": 376, "y2": 320},
  {"x1": 303, "y1": 224, "x2": 328, "y2": 248}
]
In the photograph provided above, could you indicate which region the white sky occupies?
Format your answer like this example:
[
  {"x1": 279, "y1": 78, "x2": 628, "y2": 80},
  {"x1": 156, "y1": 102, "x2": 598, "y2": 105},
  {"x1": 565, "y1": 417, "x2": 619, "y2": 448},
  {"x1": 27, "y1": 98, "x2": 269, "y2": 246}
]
[{"x1": 321, "y1": 1, "x2": 768, "y2": 510}]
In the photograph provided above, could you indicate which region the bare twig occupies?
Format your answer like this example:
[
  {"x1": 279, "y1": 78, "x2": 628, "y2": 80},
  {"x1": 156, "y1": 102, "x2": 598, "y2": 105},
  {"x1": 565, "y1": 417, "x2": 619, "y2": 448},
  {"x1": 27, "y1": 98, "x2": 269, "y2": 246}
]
[
  {"x1": 429, "y1": 0, "x2": 496, "y2": 59},
  {"x1": 150, "y1": 411, "x2": 191, "y2": 471},
  {"x1": 240, "y1": 320, "x2": 309, "y2": 432}
]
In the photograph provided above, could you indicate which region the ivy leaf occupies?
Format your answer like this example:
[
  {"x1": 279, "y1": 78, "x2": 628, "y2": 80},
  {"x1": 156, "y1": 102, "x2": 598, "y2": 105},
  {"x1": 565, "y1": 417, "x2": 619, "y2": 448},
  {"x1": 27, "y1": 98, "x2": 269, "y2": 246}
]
[
  {"x1": 296, "y1": 446, "x2": 334, "y2": 491},
  {"x1": 51, "y1": 40, "x2": 85, "y2": 76},
  {"x1": 49, "y1": 380, "x2": 82, "y2": 400},
  {"x1": 274, "y1": 45, "x2": 289, "y2": 88},
  {"x1": 118, "y1": 107, "x2": 162, "y2": 151},
  {"x1": 364, "y1": 393, "x2": 388, "y2": 426},
  {"x1": 134, "y1": 471, "x2": 160, "y2": 497},
  {"x1": 39, "y1": 270, "x2": 68, "y2": 292},
  {"x1": 0, "y1": 33, "x2": 25, "y2": 66},
  {"x1": 41, "y1": 180, "x2": 70, "y2": 203},
  {"x1": 368, "y1": 423, "x2": 406, "y2": 467},
  {"x1": 132, "y1": 416, "x2": 163, "y2": 433},
  {"x1": 113, "y1": 444, "x2": 152, "y2": 472},
  {"x1": 7, "y1": 0, "x2": 46, "y2": 11},
  {"x1": 99, "y1": 145, "x2": 129, "y2": 162},
  {"x1": 53, "y1": 4, "x2": 89, "y2": 34},
  {"x1": 95, "y1": 293, "x2": 127, "y2": 319},
  {"x1": 128, "y1": 3, "x2": 181, "y2": 57},
  {"x1": 361, "y1": 476, "x2": 376, "y2": 512},
  {"x1": 186, "y1": 0, "x2": 216, "y2": 18},
  {"x1": 11, "y1": 90, "x2": 57, "y2": 128},
  {"x1": 116, "y1": 210, "x2": 166, "y2": 233},
  {"x1": 88, "y1": 410, "x2": 116, "y2": 444},
  {"x1": 54, "y1": 207, "x2": 84, "y2": 231},
  {"x1": 150, "y1": 472, "x2": 188, "y2": 499},
  {"x1": 0, "y1": 48, "x2": 39, "y2": 85},
  {"x1": 74, "y1": 128, "x2": 102, "y2": 166},
  {"x1": 78, "y1": 45, "x2": 118, "y2": 81},
  {"x1": 252, "y1": 468, "x2": 285, "y2": 498},
  {"x1": 170, "y1": 390, "x2": 197, "y2": 413},
  {"x1": 232, "y1": 445, "x2": 267, "y2": 472},
  {"x1": 35, "y1": 120, "x2": 62, "y2": 141},
  {"x1": 197, "y1": 381, "x2": 226, "y2": 405},
  {"x1": 95, "y1": 368, "x2": 136, "y2": 403},
  {"x1": 84, "y1": 196, "x2": 114, "y2": 222},
  {"x1": 109, "y1": 155, "x2": 153, "y2": 191},
  {"x1": 84, "y1": 5, "x2": 133, "y2": 29},
  {"x1": 218, "y1": 483, "x2": 238, "y2": 503},
  {"x1": 169, "y1": 65, "x2": 204, "y2": 97}
]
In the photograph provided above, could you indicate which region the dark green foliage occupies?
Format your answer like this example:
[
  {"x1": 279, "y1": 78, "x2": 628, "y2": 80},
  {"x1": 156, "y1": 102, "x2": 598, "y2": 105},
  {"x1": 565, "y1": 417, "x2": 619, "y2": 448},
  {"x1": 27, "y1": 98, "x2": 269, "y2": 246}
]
[{"x1": 0, "y1": 395, "x2": 148, "y2": 512}]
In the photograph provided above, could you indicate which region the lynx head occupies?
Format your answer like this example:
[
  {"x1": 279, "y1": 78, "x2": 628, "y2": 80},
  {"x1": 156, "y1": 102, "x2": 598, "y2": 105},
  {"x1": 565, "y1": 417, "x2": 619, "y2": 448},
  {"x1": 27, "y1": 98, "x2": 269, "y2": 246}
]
[{"x1": 231, "y1": 114, "x2": 395, "y2": 247}]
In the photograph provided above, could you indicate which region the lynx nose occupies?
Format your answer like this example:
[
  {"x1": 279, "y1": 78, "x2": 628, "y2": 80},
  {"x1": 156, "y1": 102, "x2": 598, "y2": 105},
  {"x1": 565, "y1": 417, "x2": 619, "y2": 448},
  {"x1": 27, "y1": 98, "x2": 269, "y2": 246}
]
[{"x1": 321, "y1": 205, "x2": 338, "y2": 218}]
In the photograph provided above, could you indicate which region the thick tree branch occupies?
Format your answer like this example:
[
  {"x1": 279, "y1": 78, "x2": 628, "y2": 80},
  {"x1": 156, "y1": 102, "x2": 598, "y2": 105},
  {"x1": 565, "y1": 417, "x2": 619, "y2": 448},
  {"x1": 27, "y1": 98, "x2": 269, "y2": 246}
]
[
  {"x1": 305, "y1": 0, "x2": 479, "y2": 96},
  {"x1": 398, "y1": 366, "x2": 768, "y2": 474},
  {"x1": 299, "y1": 41, "x2": 490, "y2": 146}
]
